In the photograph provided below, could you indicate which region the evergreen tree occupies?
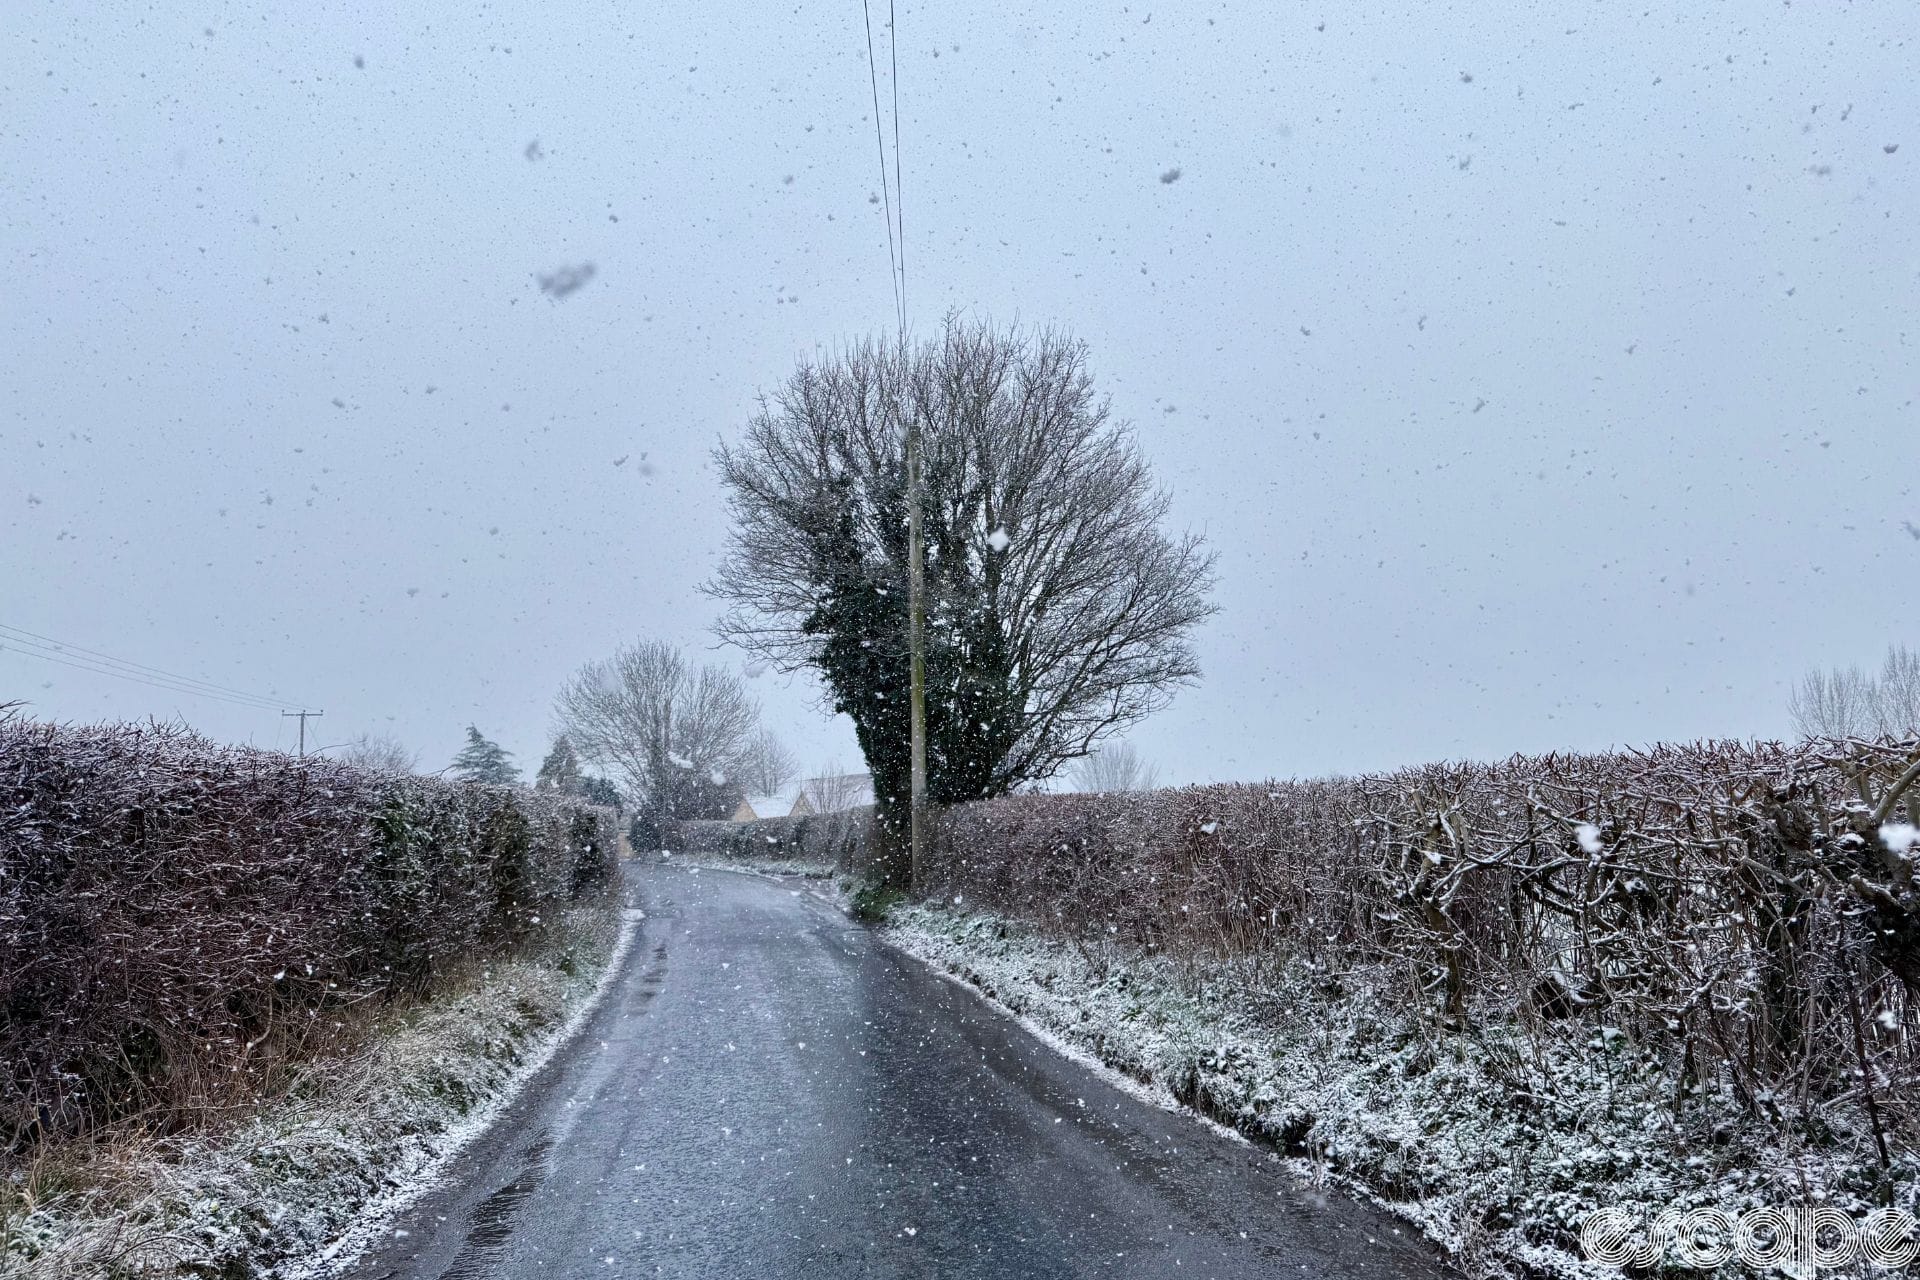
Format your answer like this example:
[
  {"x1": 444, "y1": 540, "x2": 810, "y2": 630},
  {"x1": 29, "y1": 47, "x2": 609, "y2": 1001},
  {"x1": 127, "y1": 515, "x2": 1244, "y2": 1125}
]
[
  {"x1": 534, "y1": 735, "x2": 583, "y2": 793},
  {"x1": 577, "y1": 775, "x2": 623, "y2": 811},
  {"x1": 449, "y1": 725, "x2": 520, "y2": 785}
]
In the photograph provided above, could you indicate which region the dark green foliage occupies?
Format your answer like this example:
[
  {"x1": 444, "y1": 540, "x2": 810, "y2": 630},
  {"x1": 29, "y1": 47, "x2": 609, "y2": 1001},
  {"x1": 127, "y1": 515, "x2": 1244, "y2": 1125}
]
[
  {"x1": 534, "y1": 735, "x2": 583, "y2": 793},
  {"x1": 576, "y1": 775, "x2": 622, "y2": 811},
  {"x1": 849, "y1": 880, "x2": 907, "y2": 923},
  {"x1": 537, "y1": 736, "x2": 621, "y2": 819},
  {"x1": 631, "y1": 763, "x2": 735, "y2": 850},
  {"x1": 568, "y1": 808, "x2": 616, "y2": 898},
  {"x1": 450, "y1": 725, "x2": 521, "y2": 785},
  {"x1": 482, "y1": 802, "x2": 538, "y2": 944},
  {"x1": 803, "y1": 494, "x2": 1021, "y2": 860}
]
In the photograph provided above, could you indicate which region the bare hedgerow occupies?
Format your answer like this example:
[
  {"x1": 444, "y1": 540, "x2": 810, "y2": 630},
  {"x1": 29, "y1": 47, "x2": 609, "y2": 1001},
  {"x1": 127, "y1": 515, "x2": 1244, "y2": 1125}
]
[
  {"x1": 0, "y1": 711, "x2": 620, "y2": 1151},
  {"x1": 923, "y1": 736, "x2": 1920, "y2": 1185}
]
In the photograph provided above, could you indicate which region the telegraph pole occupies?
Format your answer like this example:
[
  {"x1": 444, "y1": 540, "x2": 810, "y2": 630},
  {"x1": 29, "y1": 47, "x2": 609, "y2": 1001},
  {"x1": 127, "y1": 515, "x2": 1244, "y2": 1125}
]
[
  {"x1": 857, "y1": 0, "x2": 922, "y2": 889},
  {"x1": 890, "y1": 2, "x2": 923, "y2": 890},
  {"x1": 906, "y1": 391, "x2": 927, "y2": 890},
  {"x1": 282, "y1": 709, "x2": 323, "y2": 757}
]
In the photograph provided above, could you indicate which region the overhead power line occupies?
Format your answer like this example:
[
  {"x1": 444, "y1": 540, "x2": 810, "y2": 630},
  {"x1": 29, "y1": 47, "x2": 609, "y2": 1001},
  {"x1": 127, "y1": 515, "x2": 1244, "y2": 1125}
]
[
  {"x1": 860, "y1": 0, "x2": 905, "y2": 336},
  {"x1": 0, "y1": 642, "x2": 290, "y2": 711},
  {"x1": 889, "y1": 0, "x2": 905, "y2": 333},
  {"x1": 0, "y1": 620, "x2": 292, "y2": 705},
  {"x1": 0, "y1": 620, "x2": 303, "y2": 713}
]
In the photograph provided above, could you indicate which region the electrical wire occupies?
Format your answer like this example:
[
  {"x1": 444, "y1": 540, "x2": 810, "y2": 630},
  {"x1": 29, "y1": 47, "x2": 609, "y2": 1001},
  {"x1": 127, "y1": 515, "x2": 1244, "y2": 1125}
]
[
  {"x1": 889, "y1": 0, "x2": 905, "y2": 338},
  {"x1": 0, "y1": 643, "x2": 294, "y2": 711},
  {"x1": 861, "y1": 0, "x2": 905, "y2": 336},
  {"x1": 0, "y1": 620, "x2": 294, "y2": 708},
  {"x1": 0, "y1": 621, "x2": 300, "y2": 712}
]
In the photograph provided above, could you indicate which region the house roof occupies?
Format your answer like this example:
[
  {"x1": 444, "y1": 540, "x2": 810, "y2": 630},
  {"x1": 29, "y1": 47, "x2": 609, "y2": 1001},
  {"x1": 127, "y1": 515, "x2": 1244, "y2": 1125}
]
[{"x1": 736, "y1": 790, "x2": 802, "y2": 820}]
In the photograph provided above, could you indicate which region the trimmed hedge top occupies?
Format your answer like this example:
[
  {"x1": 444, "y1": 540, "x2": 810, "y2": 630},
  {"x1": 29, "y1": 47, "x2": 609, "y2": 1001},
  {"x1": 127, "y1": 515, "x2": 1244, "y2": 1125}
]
[{"x1": 0, "y1": 715, "x2": 620, "y2": 1146}]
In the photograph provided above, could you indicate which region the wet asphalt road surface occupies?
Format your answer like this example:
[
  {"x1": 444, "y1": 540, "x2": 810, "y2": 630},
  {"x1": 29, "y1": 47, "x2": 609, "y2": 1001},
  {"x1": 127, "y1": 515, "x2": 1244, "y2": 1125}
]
[{"x1": 340, "y1": 863, "x2": 1453, "y2": 1280}]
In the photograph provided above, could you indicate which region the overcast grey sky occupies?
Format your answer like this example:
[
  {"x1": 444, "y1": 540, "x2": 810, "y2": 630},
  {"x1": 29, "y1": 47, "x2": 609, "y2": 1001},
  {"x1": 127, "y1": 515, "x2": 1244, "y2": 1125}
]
[{"x1": 3, "y1": 1, "x2": 1914, "y2": 784}]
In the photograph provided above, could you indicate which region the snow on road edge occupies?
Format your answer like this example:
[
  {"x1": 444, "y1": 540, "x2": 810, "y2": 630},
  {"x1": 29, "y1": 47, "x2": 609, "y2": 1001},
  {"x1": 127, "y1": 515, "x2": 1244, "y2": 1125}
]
[
  {"x1": 879, "y1": 902, "x2": 1631, "y2": 1280},
  {"x1": 284, "y1": 906, "x2": 643, "y2": 1278},
  {"x1": 884, "y1": 922, "x2": 1258, "y2": 1150}
]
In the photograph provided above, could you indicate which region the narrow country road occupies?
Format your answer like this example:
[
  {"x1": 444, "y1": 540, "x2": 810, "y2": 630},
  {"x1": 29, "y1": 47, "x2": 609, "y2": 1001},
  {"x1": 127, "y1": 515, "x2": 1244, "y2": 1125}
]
[{"x1": 340, "y1": 864, "x2": 1454, "y2": 1280}]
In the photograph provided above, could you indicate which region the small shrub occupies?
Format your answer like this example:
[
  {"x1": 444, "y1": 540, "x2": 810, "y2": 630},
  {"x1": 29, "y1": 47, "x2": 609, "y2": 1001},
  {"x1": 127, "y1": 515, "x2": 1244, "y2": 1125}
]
[{"x1": 850, "y1": 881, "x2": 907, "y2": 923}]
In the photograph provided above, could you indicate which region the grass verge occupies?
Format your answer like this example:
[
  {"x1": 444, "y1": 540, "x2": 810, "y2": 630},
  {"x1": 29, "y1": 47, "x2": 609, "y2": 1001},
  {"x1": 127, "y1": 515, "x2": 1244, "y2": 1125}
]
[
  {"x1": 880, "y1": 902, "x2": 1916, "y2": 1280},
  {"x1": 2, "y1": 906, "x2": 628, "y2": 1280}
]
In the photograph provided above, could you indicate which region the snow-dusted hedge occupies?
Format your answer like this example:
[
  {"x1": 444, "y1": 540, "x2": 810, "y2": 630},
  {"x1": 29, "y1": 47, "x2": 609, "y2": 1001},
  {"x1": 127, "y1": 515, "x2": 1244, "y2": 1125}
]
[
  {"x1": 673, "y1": 807, "x2": 873, "y2": 870},
  {"x1": 926, "y1": 739, "x2": 1920, "y2": 1150},
  {"x1": 0, "y1": 713, "x2": 620, "y2": 1149}
]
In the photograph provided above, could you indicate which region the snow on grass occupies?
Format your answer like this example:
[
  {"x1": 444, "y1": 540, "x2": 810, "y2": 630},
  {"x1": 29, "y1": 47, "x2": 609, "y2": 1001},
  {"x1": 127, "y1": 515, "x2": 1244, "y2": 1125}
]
[
  {"x1": 881, "y1": 902, "x2": 1916, "y2": 1280},
  {"x1": 3, "y1": 907, "x2": 634, "y2": 1280}
]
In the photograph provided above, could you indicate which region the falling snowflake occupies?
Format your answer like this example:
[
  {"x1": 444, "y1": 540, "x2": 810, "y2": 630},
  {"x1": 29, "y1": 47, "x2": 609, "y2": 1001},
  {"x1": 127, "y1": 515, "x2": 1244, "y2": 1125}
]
[{"x1": 537, "y1": 263, "x2": 596, "y2": 299}]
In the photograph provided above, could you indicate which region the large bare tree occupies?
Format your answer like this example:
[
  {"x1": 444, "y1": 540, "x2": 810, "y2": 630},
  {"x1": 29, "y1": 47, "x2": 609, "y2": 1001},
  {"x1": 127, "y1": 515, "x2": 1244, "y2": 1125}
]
[
  {"x1": 1067, "y1": 741, "x2": 1160, "y2": 793},
  {"x1": 554, "y1": 640, "x2": 765, "y2": 839},
  {"x1": 335, "y1": 732, "x2": 418, "y2": 774},
  {"x1": 709, "y1": 317, "x2": 1214, "y2": 852},
  {"x1": 1789, "y1": 644, "x2": 1920, "y2": 739},
  {"x1": 1876, "y1": 644, "x2": 1920, "y2": 735},
  {"x1": 735, "y1": 727, "x2": 799, "y2": 797}
]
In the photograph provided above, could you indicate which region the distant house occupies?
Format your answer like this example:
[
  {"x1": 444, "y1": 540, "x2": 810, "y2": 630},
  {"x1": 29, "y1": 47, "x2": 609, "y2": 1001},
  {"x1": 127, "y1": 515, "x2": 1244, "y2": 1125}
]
[
  {"x1": 730, "y1": 789, "x2": 815, "y2": 822},
  {"x1": 729, "y1": 772, "x2": 875, "y2": 822},
  {"x1": 793, "y1": 772, "x2": 875, "y2": 814}
]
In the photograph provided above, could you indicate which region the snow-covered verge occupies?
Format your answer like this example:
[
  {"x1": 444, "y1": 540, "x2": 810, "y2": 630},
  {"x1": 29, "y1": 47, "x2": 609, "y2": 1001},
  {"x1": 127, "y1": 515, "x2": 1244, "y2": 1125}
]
[
  {"x1": 882, "y1": 902, "x2": 1918, "y2": 1280},
  {"x1": 0, "y1": 906, "x2": 631, "y2": 1280}
]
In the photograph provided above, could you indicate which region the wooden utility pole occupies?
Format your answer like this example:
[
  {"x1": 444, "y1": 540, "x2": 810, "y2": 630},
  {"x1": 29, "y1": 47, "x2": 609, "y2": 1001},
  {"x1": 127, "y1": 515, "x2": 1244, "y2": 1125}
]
[
  {"x1": 282, "y1": 708, "x2": 323, "y2": 757},
  {"x1": 906, "y1": 398, "x2": 927, "y2": 890}
]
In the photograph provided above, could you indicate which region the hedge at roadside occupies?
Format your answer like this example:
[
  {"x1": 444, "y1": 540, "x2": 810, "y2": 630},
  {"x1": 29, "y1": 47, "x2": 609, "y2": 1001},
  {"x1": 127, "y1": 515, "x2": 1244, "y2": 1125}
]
[
  {"x1": 919, "y1": 738, "x2": 1920, "y2": 1137},
  {"x1": 0, "y1": 713, "x2": 620, "y2": 1149},
  {"x1": 671, "y1": 807, "x2": 873, "y2": 871}
]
